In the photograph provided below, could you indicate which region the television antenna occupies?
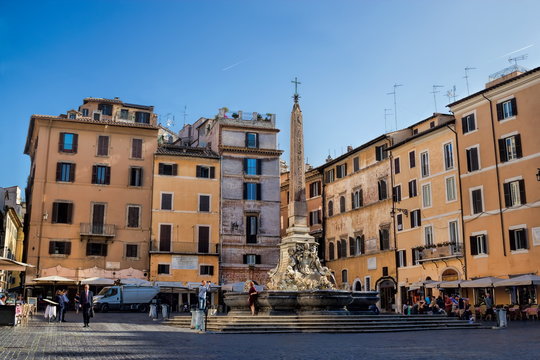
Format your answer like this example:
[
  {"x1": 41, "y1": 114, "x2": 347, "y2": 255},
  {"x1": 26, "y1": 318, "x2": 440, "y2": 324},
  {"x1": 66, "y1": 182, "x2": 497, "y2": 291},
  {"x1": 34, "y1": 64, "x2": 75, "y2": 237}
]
[
  {"x1": 464, "y1": 67, "x2": 476, "y2": 95},
  {"x1": 182, "y1": 105, "x2": 188, "y2": 127},
  {"x1": 430, "y1": 85, "x2": 444, "y2": 112},
  {"x1": 387, "y1": 84, "x2": 403, "y2": 130},
  {"x1": 446, "y1": 85, "x2": 457, "y2": 103},
  {"x1": 508, "y1": 54, "x2": 528, "y2": 66},
  {"x1": 384, "y1": 108, "x2": 393, "y2": 133}
]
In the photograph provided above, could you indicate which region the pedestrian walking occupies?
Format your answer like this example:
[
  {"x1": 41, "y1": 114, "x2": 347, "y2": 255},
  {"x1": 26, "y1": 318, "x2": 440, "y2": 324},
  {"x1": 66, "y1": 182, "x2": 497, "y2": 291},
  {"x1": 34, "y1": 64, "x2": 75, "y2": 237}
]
[
  {"x1": 80, "y1": 284, "x2": 93, "y2": 327},
  {"x1": 56, "y1": 290, "x2": 66, "y2": 322},
  {"x1": 248, "y1": 281, "x2": 258, "y2": 316},
  {"x1": 74, "y1": 292, "x2": 81, "y2": 314},
  {"x1": 198, "y1": 280, "x2": 209, "y2": 310}
]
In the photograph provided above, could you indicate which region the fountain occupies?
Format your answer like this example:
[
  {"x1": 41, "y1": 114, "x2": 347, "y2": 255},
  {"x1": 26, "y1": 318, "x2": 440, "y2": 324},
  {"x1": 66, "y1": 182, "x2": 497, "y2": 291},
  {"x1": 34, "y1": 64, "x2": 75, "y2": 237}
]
[{"x1": 224, "y1": 89, "x2": 379, "y2": 316}]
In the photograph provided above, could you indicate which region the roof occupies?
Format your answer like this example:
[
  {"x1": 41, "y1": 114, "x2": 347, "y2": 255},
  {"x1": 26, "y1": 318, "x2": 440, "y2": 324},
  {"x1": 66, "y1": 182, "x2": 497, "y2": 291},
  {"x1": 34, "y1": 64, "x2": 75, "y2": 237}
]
[
  {"x1": 387, "y1": 119, "x2": 455, "y2": 151},
  {"x1": 156, "y1": 145, "x2": 219, "y2": 159},
  {"x1": 83, "y1": 97, "x2": 153, "y2": 110},
  {"x1": 406, "y1": 113, "x2": 452, "y2": 129},
  {"x1": 320, "y1": 134, "x2": 388, "y2": 169},
  {"x1": 447, "y1": 66, "x2": 540, "y2": 107}
]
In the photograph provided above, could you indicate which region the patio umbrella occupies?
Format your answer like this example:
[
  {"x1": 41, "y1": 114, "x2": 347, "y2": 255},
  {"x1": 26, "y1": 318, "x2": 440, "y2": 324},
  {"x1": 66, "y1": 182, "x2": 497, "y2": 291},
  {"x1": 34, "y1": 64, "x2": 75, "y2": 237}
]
[
  {"x1": 120, "y1": 278, "x2": 152, "y2": 286},
  {"x1": 461, "y1": 277, "x2": 504, "y2": 288},
  {"x1": 33, "y1": 275, "x2": 77, "y2": 296},
  {"x1": 494, "y1": 275, "x2": 540, "y2": 287},
  {"x1": 425, "y1": 281, "x2": 444, "y2": 289},
  {"x1": 81, "y1": 277, "x2": 115, "y2": 286},
  {"x1": 0, "y1": 257, "x2": 34, "y2": 271},
  {"x1": 437, "y1": 280, "x2": 463, "y2": 288}
]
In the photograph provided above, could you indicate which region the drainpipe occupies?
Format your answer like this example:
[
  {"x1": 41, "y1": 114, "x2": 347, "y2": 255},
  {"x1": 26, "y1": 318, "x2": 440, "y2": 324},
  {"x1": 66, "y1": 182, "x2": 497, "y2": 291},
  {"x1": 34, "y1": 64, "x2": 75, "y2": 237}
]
[
  {"x1": 386, "y1": 135, "x2": 399, "y2": 313},
  {"x1": 481, "y1": 94, "x2": 507, "y2": 257},
  {"x1": 445, "y1": 122, "x2": 468, "y2": 280}
]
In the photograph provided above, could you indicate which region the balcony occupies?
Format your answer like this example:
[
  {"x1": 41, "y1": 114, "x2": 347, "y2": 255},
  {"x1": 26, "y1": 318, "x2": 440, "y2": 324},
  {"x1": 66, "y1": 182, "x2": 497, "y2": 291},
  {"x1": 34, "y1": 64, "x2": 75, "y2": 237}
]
[
  {"x1": 80, "y1": 223, "x2": 116, "y2": 237},
  {"x1": 419, "y1": 242, "x2": 463, "y2": 262},
  {"x1": 150, "y1": 241, "x2": 220, "y2": 255}
]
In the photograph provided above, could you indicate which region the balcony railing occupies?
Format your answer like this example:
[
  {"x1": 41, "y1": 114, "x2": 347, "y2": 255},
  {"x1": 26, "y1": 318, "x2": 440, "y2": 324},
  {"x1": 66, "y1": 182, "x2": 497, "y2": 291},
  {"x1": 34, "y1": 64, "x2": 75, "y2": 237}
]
[
  {"x1": 420, "y1": 242, "x2": 463, "y2": 261},
  {"x1": 150, "y1": 240, "x2": 220, "y2": 255},
  {"x1": 80, "y1": 223, "x2": 116, "y2": 237}
]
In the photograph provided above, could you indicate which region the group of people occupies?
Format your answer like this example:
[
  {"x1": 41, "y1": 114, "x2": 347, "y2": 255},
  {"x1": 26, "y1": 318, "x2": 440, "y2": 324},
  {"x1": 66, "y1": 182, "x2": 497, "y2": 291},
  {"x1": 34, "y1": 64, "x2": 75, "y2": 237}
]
[
  {"x1": 404, "y1": 293, "x2": 495, "y2": 322},
  {"x1": 0, "y1": 294, "x2": 25, "y2": 305},
  {"x1": 52, "y1": 284, "x2": 94, "y2": 327}
]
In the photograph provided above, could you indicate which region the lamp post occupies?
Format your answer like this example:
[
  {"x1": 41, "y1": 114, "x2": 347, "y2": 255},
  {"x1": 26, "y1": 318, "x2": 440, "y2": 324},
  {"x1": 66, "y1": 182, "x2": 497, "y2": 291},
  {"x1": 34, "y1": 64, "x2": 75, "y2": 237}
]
[{"x1": 536, "y1": 168, "x2": 540, "y2": 181}]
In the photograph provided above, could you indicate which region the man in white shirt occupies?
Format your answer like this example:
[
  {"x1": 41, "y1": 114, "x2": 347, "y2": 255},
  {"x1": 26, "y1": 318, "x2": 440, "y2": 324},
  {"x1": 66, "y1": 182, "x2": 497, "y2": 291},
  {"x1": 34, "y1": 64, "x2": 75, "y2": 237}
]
[{"x1": 0, "y1": 295, "x2": 6, "y2": 305}]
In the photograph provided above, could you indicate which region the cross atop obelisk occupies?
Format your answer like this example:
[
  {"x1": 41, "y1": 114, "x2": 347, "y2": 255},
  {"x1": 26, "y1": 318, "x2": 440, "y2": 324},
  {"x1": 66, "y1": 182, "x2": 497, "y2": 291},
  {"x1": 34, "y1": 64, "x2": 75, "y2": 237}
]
[{"x1": 288, "y1": 77, "x2": 307, "y2": 229}]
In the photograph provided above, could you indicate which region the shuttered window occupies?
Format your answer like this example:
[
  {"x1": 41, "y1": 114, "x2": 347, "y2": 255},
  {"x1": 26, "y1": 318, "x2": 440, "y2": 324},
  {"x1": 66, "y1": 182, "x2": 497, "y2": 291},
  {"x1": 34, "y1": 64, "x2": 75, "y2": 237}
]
[
  {"x1": 498, "y1": 135, "x2": 522, "y2": 162},
  {"x1": 196, "y1": 165, "x2": 216, "y2": 178},
  {"x1": 509, "y1": 228, "x2": 528, "y2": 251},
  {"x1": 503, "y1": 180, "x2": 526, "y2": 207},
  {"x1": 470, "y1": 234, "x2": 487, "y2": 255},
  {"x1": 97, "y1": 136, "x2": 109, "y2": 156},
  {"x1": 378, "y1": 179, "x2": 387, "y2": 200},
  {"x1": 243, "y1": 183, "x2": 261, "y2": 200},
  {"x1": 198, "y1": 226, "x2": 210, "y2": 253},
  {"x1": 49, "y1": 241, "x2": 71, "y2": 255},
  {"x1": 466, "y1": 147, "x2": 480, "y2": 172},
  {"x1": 58, "y1": 133, "x2": 78, "y2": 153},
  {"x1": 408, "y1": 179, "x2": 417, "y2": 197},
  {"x1": 92, "y1": 165, "x2": 111, "y2": 185},
  {"x1": 461, "y1": 114, "x2": 476, "y2": 133},
  {"x1": 126, "y1": 244, "x2": 138, "y2": 258},
  {"x1": 56, "y1": 162, "x2": 76, "y2": 182},
  {"x1": 497, "y1": 98, "x2": 517, "y2": 120},
  {"x1": 52, "y1": 202, "x2": 73, "y2": 224},
  {"x1": 158, "y1": 163, "x2": 177, "y2": 176},
  {"x1": 471, "y1": 189, "x2": 483, "y2": 214},
  {"x1": 127, "y1": 206, "x2": 140, "y2": 228},
  {"x1": 199, "y1": 195, "x2": 210, "y2": 212},
  {"x1": 200, "y1": 265, "x2": 214, "y2": 275},
  {"x1": 409, "y1": 151, "x2": 416, "y2": 168},
  {"x1": 161, "y1": 193, "x2": 173, "y2": 210},
  {"x1": 394, "y1": 158, "x2": 400, "y2": 174},
  {"x1": 129, "y1": 167, "x2": 143, "y2": 187},
  {"x1": 131, "y1": 139, "x2": 143, "y2": 159},
  {"x1": 246, "y1": 215, "x2": 258, "y2": 243},
  {"x1": 159, "y1": 224, "x2": 172, "y2": 251}
]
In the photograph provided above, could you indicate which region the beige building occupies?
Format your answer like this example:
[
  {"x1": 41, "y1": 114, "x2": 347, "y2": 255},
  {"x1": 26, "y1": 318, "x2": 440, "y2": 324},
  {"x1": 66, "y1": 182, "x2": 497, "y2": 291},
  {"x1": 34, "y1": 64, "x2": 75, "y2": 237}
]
[
  {"x1": 149, "y1": 145, "x2": 220, "y2": 287},
  {"x1": 23, "y1": 97, "x2": 158, "y2": 287},
  {"x1": 449, "y1": 66, "x2": 540, "y2": 305},
  {"x1": 388, "y1": 114, "x2": 463, "y2": 309}
]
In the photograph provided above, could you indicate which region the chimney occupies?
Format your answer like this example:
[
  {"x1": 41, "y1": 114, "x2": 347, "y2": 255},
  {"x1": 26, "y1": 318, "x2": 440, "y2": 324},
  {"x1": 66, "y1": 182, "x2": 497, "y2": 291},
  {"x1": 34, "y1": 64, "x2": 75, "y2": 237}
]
[{"x1": 347, "y1": 145, "x2": 353, "y2": 152}]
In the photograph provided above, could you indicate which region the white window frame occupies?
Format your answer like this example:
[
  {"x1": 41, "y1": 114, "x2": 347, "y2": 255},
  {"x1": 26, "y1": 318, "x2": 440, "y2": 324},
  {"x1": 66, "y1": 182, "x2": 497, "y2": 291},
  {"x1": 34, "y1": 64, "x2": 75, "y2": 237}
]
[
  {"x1": 421, "y1": 182, "x2": 432, "y2": 208},
  {"x1": 198, "y1": 193, "x2": 211, "y2": 213},
  {"x1": 157, "y1": 263, "x2": 171, "y2": 275},
  {"x1": 411, "y1": 209, "x2": 421, "y2": 228},
  {"x1": 424, "y1": 225, "x2": 434, "y2": 246},
  {"x1": 471, "y1": 230, "x2": 488, "y2": 256},
  {"x1": 465, "y1": 144, "x2": 481, "y2": 172},
  {"x1": 420, "y1": 151, "x2": 430, "y2": 178},
  {"x1": 462, "y1": 110, "x2": 478, "y2": 135},
  {"x1": 126, "y1": 204, "x2": 141, "y2": 229},
  {"x1": 448, "y1": 220, "x2": 459, "y2": 244},
  {"x1": 160, "y1": 192, "x2": 174, "y2": 211},
  {"x1": 397, "y1": 250, "x2": 406, "y2": 267},
  {"x1": 364, "y1": 276, "x2": 372, "y2": 291},
  {"x1": 445, "y1": 175, "x2": 457, "y2": 203},
  {"x1": 469, "y1": 185, "x2": 484, "y2": 215},
  {"x1": 409, "y1": 179, "x2": 418, "y2": 197},
  {"x1": 443, "y1": 142, "x2": 454, "y2": 170}
]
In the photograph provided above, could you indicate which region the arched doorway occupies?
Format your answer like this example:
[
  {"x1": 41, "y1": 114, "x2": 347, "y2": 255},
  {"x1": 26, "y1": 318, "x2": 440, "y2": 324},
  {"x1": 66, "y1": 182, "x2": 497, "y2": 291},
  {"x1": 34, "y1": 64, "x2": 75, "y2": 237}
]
[
  {"x1": 353, "y1": 279, "x2": 362, "y2": 291},
  {"x1": 441, "y1": 268, "x2": 459, "y2": 281},
  {"x1": 378, "y1": 279, "x2": 396, "y2": 312}
]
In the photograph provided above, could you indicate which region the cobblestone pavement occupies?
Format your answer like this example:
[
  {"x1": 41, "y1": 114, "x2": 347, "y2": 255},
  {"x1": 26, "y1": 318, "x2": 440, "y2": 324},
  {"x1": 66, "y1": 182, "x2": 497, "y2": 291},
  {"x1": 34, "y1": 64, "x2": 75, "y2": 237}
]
[{"x1": 0, "y1": 311, "x2": 539, "y2": 360}]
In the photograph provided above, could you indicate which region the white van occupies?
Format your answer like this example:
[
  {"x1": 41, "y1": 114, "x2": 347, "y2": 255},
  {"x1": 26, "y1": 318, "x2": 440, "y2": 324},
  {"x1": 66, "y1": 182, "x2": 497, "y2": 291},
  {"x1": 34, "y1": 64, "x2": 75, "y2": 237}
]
[{"x1": 93, "y1": 285, "x2": 159, "y2": 312}]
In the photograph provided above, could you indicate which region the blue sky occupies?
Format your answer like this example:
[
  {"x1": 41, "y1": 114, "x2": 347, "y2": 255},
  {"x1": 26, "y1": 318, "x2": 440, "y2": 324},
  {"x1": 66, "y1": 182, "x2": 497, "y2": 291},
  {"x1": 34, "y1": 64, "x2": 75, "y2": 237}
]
[{"x1": 1, "y1": 0, "x2": 539, "y2": 192}]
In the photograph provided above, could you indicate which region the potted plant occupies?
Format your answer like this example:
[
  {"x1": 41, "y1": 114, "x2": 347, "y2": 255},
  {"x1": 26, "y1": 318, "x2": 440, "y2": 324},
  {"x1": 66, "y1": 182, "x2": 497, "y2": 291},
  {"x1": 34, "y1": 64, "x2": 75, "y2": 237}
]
[{"x1": 232, "y1": 112, "x2": 239, "y2": 119}]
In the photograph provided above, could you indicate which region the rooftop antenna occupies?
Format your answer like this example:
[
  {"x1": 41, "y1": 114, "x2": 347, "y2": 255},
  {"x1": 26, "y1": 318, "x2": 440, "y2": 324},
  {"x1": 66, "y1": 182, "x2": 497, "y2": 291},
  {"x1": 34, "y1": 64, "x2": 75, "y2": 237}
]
[
  {"x1": 508, "y1": 54, "x2": 528, "y2": 67},
  {"x1": 464, "y1": 67, "x2": 476, "y2": 95},
  {"x1": 430, "y1": 85, "x2": 444, "y2": 112},
  {"x1": 182, "y1": 106, "x2": 188, "y2": 127},
  {"x1": 384, "y1": 108, "x2": 393, "y2": 133},
  {"x1": 387, "y1": 84, "x2": 403, "y2": 130},
  {"x1": 445, "y1": 85, "x2": 457, "y2": 103},
  {"x1": 165, "y1": 113, "x2": 175, "y2": 128}
]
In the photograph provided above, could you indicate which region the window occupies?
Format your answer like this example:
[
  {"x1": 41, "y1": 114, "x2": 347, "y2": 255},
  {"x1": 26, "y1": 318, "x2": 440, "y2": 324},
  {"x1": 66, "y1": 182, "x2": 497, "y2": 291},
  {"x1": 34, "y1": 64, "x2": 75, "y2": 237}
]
[
  {"x1": 471, "y1": 188, "x2": 483, "y2": 214},
  {"x1": 364, "y1": 276, "x2": 371, "y2": 291},
  {"x1": 349, "y1": 237, "x2": 356, "y2": 257},
  {"x1": 199, "y1": 195, "x2": 210, "y2": 212},
  {"x1": 327, "y1": 201, "x2": 334, "y2": 217},
  {"x1": 131, "y1": 139, "x2": 143, "y2": 159},
  {"x1": 129, "y1": 167, "x2": 143, "y2": 187},
  {"x1": 246, "y1": 215, "x2": 258, "y2": 243},
  {"x1": 339, "y1": 239, "x2": 347, "y2": 258},
  {"x1": 397, "y1": 214, "x2": 403, "y2": 231},
  {"x1": 424, "y1": 226, "x2": 434, "y2": 246},
  {"x1": 49, "y1": 241, "x2": 71, "y2": 255},
  {"x1": 499, "y1": 135, "x2": 522, "y2": 162},
  {"x1": 82, "y1": 108, "x2": 89, "y2": 117},
  {"x1": 52, "y1": 202, "x2": 73, "y2": 224},
  {"x1": 196, "y1": 165, "x2": 216, "y2": 178},
  {"x1": 449, "y1": 221, "x2": 459, "y2": 244},
  {"x1": 409, "y1": 151, "x2": 416, "y2": 168},
  {"x1": 470, "y1": 234, "x2": 487, "y2": 255},
  {"x1": 309, "y1": 210, "x2": 322, "y2": 226},
  {"x1": 56, "y1": 162, "x2": 75, "y2": 182},
  {"x1": 161, "y1": 193, "x2": 173, "y2": 210},
  {"x1": 243, "y1": 183, "x2": 261, "y2": 200},
  {"x1": 509, "y1": 228, "x2": 528, "y2": 251},
  {"x1": 353, "y1": 157, "x2": 360, "y2": 172},
  {"x1": 497, "y1": 98, "x2": 517, "y2": 120},
  {"x1": 461, "y1": 114, "x2": 476, "y2": 134},
  {"x1": 351, "y1": 189, "x2": 363, "y2": 209},
  {"x1": 157, "y1": 264, "x2": 170, "y2": 275},
  {"x1": 92, "y1": 165, "x2": 111, "y2": 185},
  {"x1": 94, "y1": 112, "x2": 101, "y2": 121},
  {"x1": 420, "y1": 151, "x2": 429, "y2": 177},
  {"x1": 446, "y1": 177, "x2": 456, "y2": 202},
  {"x1": 126, "y1": 244, "x2": 138, "y2": 258},
  {"x1": 378, "y1": 179, "x2": 387, "y2": 200},
  {"x1": 336, "y1": 164, "x2": 347, "y2": 178},
  {"x1": 98, "y1": 103, "x2": 113, "y2": 116},
  {"x1": 135, "y1": 112, "x2": 150, "y2": 124},
  {"x1": 379, "y1": 228, "x2": 390, "y2": 250},
  {"x1": 200, "y1": 265, "x2": 214, "y2": 275},
  {"x1": 355, "y1": 236, "x2": 365, "y2": 255},
  {"x1": 504, "y1": 180, "x2": 526, "y2": 207},
  {"x1": 159, "y1": 224, "x2": 172, "y2": 251},
  {"x1": 309, "y1": 181, "x2": 321, "y2": 198},
  {"x1": 68, "y1": 112, "x2": 76, "y2": 119},
  {"x1": 375, "y1": 144, "x2": 388, "y2": 161},
  {"x1": 412, "y1": 248, "x2": 421, "y2": 265},
  {"x1": 397, "y1": 250, "x2": 407, "y2": 268},
  {"x1": 127, "y1": 206, "x2": 140, "y2": 228},
  {"x1": 86, "y1": 243, "x2": 107, "y2": 256},
  {"x1": 430, "y1": 121, "x2": 435, "y2": 128},
  {"x1": 158, "y1": 163, "x2": 177, "y2": 176},
  {"x1": 243, "y1": 159, "x2": 260, "y2": 176},
  {"x1": 325, "y1": 169, "x2": 335, "y2": 183},
  {"x1": 410, "y1": 209, "x2": 421, "y2": 228},
  {"x1": 422, "y1": 183, "x2": 431, "y2": 208},
  {"x1": 443, "y1": 143, "x2": 454, "y2": 170},
  {"x1": 341, "y1": 269, "x2": 348, "y2": 283},
  {"x1": 119, "y1": 109, "x2": 129, "y2": 119},
  {"x1": 243, "y1": 254, "x2": 260, "y2": 265},
  {"x1": 408, "y1": 179, "x2": 417, "y2": 197},
  {"x1": 394, "y1": 158, "x2": 400, "y2": 174},
  {"x1": 393, "y1": 185, "x2": 402, "y2": 202},
  {"x1": 328, "y1": 242, "x2": 335, "y2": 260},
  {"x1": 97, "y1": 136, "x2": 109, "y2": 156},
  {"x1": 245, "y1": 132, "x2": 259, "y2": 148},
  {"x1": 339, "y1": 196, "x2": 346, "y2": 213},
  {"x1": 59, "y1": 133, "x2": 78, "y2": 153},
  {"x1": 466, "y1": 147, "x2": 480, "y2": 172},
  {"x1": 198, "y1": 226, "x2": 210, "y2": 253}
]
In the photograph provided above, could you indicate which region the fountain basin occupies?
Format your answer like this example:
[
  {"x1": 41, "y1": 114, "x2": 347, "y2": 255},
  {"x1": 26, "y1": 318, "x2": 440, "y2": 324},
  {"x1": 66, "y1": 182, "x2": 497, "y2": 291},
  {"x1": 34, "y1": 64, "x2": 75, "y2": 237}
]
[
  {"x1": 347, "y1": 291, "x2": 380, "y2": 314},
  {"x1": 296, "y1": 290, "x2": 352, "y2": 315}
]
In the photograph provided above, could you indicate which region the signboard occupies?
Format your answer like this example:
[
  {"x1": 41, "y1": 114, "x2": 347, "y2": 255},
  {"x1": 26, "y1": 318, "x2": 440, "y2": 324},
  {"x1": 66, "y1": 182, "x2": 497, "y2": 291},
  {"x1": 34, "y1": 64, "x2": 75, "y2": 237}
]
[
  {"x1": 106, "y1": 261, "x2": 120, "y2": 270},
  {"x1": 172, "y1": 255, "x2": 198, "y2": 270},
  {"x1": 367, "y1": 257, "x2": 377, "y2": 270},
  {"x1": 533, "y1": 227, "x2": 540, "y2": 246}
]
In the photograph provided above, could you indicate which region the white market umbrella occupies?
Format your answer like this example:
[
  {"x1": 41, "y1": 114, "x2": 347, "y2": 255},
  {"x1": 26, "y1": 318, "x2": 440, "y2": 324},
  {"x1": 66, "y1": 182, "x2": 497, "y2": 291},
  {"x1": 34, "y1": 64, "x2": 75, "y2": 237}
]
[
  {"x1": 33, "y1": 275, "x2": 77, "y2": 283},
  {"x1": 81, "y1": 277, "x2": 115, "y2": 286},
  {"x1": 461, "y1": 277, "x2": 504, "y2": 288},
  {"x1": 494, "y1": 275, "x2": 540, "y2": 287},
  {"x1": 120, "y1": 278, "x2": 152, "y2": 286},
  {"x1": 438, "y1": 280, "x2": 463, "y2": 288}
]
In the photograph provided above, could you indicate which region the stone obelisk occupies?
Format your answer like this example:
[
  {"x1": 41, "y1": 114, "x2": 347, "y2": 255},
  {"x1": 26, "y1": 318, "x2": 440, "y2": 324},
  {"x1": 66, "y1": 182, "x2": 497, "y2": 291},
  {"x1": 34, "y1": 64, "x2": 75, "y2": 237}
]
[{"x1": 267, "y1": 81, "x2": 333, "y2": 290}]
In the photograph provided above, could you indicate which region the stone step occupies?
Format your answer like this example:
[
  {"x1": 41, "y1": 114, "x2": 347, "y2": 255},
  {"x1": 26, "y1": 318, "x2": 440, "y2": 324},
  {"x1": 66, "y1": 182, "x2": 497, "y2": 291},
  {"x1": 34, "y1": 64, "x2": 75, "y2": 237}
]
[{"x1": 209, "y1": 325, "x2": 486, "y2": 334}]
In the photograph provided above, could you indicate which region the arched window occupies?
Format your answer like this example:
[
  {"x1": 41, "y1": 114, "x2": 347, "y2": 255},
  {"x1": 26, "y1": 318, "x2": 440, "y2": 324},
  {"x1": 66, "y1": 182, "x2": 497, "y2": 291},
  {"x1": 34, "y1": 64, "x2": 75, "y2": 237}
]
[
  {"x1": 340, "y1": 196, "x2": 346, "y2": 213},
  {"x1": 328, "y1": 242, "x2": 335, "y2": 260},
  {"x1": 441, "y1": 268, "x2": 459, "y2": 281},
  {"x1": 341, "y1": 269, "x2": 348, "y2": 284},
  {"x1": 328, "y1": 201, "x2": 334, "y2": 217},
  {"x1": 354, "y1": 280, "x2": 362, "y2": 291}
]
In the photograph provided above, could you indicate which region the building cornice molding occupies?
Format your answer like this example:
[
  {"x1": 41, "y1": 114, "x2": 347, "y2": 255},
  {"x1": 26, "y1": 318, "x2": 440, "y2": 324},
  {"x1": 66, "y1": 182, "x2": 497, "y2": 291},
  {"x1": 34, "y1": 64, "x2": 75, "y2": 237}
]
[{"x1": 219, "y1": 145, "x2": 284, "y2": 156}]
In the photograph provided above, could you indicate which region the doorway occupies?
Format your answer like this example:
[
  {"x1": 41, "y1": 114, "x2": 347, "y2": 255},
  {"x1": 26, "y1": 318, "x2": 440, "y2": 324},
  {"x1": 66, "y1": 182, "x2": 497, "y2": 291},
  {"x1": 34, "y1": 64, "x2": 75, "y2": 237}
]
[{"x1": 379, "y1": 279, "x2": 395, "y2": 312}]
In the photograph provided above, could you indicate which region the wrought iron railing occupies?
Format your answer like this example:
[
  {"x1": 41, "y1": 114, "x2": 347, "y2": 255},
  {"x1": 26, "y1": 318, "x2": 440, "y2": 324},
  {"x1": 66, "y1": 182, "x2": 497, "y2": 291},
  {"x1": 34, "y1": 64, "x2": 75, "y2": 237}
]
[
  {"x1": 80, "y1": 223, "x2": 116, "y2": 237},
  {"x1": 420, "y1": 242, "x2": 463, "y2": 260}
]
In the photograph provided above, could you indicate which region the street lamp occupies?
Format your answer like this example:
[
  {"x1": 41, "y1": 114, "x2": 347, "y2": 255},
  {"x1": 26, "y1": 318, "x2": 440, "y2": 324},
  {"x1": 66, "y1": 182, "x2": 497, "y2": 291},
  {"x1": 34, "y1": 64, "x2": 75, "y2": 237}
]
[{"x1": 537, "y1": 168, "x2": 540, "y2": 181}]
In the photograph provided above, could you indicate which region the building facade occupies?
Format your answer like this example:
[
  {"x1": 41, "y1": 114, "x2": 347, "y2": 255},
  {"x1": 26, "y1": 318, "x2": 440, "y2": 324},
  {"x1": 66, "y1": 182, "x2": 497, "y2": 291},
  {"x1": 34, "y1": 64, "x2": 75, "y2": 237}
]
[
  {"x1": 449, "y1": 66, "x2": 540, "y2": 305},
  {"x1": 0, "y1": 186, "x2": 25, "y2": 291},
  {"x1": 23, "y1": 97, "x2": 158, "y2": 285}
]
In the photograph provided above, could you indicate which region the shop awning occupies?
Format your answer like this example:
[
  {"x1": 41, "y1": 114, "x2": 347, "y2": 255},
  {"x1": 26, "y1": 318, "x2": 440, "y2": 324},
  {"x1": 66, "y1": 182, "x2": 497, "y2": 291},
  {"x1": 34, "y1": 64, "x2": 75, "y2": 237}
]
[
  {"x1": 425, "y1": 281, "x2": 444, "y2": 289},
  {"x1": 437, "y1": 280, "x2": 463, "y2": 288},
  {"x1": 32, "y1": 275, "x2": 77, "y2": 284},
  {"x1": 81, "y1": 277, "x2": 115, "y2": 286},
  {"x1": 494, "y1": 275, "x2": 540, "y2": 287},
  {"x1": 460, "y1": 277, "x2": 504, "y2": 288},
  {"x1": 0, "y1": 257, "x2": 35, "y2": 271}
]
